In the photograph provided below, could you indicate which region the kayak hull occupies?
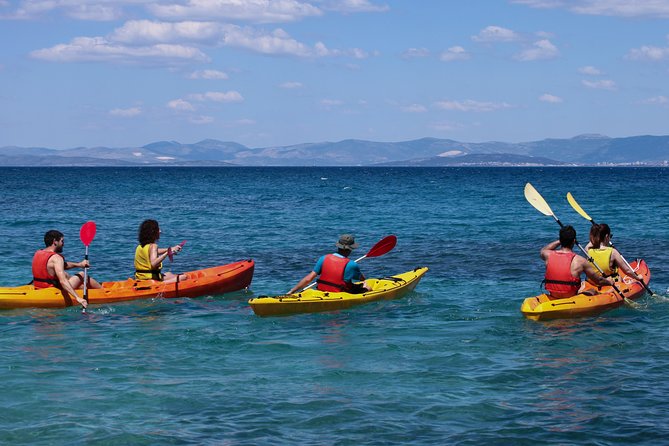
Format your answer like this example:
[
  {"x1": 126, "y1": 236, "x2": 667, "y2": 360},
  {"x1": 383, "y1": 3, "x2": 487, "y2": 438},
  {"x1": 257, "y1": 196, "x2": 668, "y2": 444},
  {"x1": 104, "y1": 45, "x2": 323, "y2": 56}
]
[
  {"x1": 521, "y1": 259, "x2": 650, "y2": 321},
  {"x1": 0, "y1": 259, "x2": 254, "y2": 309},
  {"x1": 249, "y1": 267, "x2": 428, "y2": 317}
]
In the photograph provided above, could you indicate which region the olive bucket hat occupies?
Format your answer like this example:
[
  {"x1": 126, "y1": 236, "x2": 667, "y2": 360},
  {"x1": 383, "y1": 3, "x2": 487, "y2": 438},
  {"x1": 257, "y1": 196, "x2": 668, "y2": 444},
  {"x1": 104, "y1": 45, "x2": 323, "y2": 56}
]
[{"x1": 335, "y1": 234, "x2": 359, "y2": 251}]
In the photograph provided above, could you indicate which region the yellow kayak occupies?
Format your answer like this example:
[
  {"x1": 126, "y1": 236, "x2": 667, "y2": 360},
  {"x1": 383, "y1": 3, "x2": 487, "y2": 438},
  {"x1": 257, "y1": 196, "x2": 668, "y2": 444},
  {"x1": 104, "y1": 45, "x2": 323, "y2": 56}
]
[
  {"x1": 521, "y1": 259, "x2": 650, "y2": 321},
  {"x1": 249, "y1": 267, "x2": 428, "y2": 317}
]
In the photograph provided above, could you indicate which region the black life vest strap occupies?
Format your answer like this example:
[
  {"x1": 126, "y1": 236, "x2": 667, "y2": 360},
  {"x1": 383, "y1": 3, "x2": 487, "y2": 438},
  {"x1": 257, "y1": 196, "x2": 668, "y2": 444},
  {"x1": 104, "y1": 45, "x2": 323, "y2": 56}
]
[
  {"x1": 316, "y1": 278, "x2": 349, "y2": 291},
  {"x1": 543, "y1": 279, "x2": 581, "y2": 286},
  {"x1": 135, "y1": 269, "x2": 163, "y2": 281},
  {"x1": 33, "y1": 277, "x2": 60, "y2": 286}
]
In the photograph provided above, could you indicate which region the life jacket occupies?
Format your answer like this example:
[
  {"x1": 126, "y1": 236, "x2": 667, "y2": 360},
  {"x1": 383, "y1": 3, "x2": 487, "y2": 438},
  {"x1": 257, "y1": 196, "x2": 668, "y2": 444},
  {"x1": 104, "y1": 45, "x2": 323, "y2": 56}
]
[
  {"x1": 134, "y1": 244, "x2": 163, "y2": 280},
  {"x1": 588, "y1": 247, "x2": 616, "y2": 277},
  {"x1": 32, "y1": 250, "x2": 62, "y2": 289},
  {"x1": 544, "y1": 251, "x2": 581, "y2": 298},
  {"x1": 317, "y1": 254, "x2": 350, "y2": 292}
]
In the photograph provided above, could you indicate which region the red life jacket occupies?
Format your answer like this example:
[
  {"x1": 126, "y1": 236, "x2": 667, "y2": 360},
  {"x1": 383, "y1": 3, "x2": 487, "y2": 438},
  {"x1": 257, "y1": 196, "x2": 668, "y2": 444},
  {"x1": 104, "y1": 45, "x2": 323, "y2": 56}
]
[
  {"x1": 317, "y1": 254, "x2": 350, "y2": 292},
  {"x1": 32, "y1": 250, "x2": 61, "y2": 289},
  {"x1": 544, "y1": 251, "x2": 581, "y2": 298}
]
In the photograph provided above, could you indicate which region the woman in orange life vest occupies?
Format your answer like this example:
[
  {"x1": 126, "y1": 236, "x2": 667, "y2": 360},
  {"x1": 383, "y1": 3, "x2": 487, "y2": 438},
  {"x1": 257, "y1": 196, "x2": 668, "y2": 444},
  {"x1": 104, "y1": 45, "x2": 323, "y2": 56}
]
[
  {"x1": 134, "y1": 219, "x2": 187, "y2": 283},
  {"x1": 540, "y1": 225, "x2": 613, "y2": 299},
  {"x1": 31, "y1": 229, "x2": 103, "y2": 308},
  {"x1": 584, "y1": 223, "x2": 643, "y2": 282},
  {"x1": 288, "y1": 234, "x2": 370, "y2": 295}
]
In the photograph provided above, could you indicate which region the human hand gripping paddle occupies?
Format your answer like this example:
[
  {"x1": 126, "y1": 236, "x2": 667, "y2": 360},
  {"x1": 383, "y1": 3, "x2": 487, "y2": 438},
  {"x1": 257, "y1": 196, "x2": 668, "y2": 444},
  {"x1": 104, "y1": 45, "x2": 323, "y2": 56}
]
[
  {"x1": 167, "y1": 240, "x2": 187, "y2": 262},
  {"x1": 524, "y1": 183, "x2": 632, "y2": 305},
  {"x1": 566, "y1": 192, "x2": 656, "y2": 297},
  {"x1": 79, "y1": 221, "x2": 96, "y2": 312},
  {"x1": 299, "y1": 235, "x2": 398, "y2": 293}
]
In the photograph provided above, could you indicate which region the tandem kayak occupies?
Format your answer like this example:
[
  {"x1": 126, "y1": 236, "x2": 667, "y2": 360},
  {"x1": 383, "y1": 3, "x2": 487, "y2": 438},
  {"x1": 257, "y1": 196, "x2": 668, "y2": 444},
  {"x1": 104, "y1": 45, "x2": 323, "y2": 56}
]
[
  {"x1": 520, "y1": 259, "x2": 650, "y2": 321},
  {"x1": 249, "y1": 267, "x2": 428, "y2": 317},
  {"x1": 0, "y1": 259, "x2": 254, "y2": 309}
]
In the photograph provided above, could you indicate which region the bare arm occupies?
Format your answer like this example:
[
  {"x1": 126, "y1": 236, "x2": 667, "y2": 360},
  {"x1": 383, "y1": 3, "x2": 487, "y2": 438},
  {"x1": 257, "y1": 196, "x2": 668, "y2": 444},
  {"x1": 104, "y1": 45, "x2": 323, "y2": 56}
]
[
  {"x1": 581, "y1": 258, "x2": 613, "y2": 287},
  {"x1": 611, "y1": 250, "x2": 642, "y2": 280},
  {"x1": 540, "y1": 240, "x2": 561, "y2": 262},
  {"x1": 288, "y1": 271, "x2": 317, "y2": 294},
  {"x1": 52, "y1": 256, "x2": 87, "y2": 308},
  {"x1": 149, "y1": 244, "x2": 169, "y2": 269}
]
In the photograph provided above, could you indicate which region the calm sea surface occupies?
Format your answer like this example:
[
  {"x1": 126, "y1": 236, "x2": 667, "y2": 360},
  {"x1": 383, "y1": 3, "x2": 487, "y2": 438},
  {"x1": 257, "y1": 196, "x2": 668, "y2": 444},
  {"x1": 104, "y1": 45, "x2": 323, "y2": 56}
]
[{"x1": 1, "y1": 167, "x2": 668, "y2": 445}]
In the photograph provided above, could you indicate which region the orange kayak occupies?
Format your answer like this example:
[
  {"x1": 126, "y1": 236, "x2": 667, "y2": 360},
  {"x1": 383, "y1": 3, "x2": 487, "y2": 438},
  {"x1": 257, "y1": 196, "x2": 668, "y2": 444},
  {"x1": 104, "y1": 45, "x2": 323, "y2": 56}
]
[
  {"x1": 0, "y1": 259, "x2": 254, "y2": 309},
  {"x1": 520, "y1": 259, "x2": 650, "y2": 321}
]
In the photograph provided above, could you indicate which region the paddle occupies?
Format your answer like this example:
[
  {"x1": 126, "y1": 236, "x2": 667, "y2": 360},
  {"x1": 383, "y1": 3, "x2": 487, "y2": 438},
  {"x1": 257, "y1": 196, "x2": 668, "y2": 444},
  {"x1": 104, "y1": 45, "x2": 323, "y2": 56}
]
[
  {"x1": 167, "y1": 240, "x2": 187, "y2": 262},
  {"x1": 567, "y1": 192, "x2": 656, "y2": 296},
  {"x1": 79, "y1": 221, "x2": 96, "y2": 308},
  {"x1": 524, "y1": 183, "x2": 631, "y2": 304},
  {"x1": 299, "y1": 234, "x2": 398, "y2": 292}
]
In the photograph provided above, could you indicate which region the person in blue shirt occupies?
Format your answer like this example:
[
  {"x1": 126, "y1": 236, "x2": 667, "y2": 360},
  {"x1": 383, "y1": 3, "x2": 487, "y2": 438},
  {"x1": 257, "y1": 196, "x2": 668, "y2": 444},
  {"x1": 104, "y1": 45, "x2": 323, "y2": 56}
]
[{"x1": 288, "y1": 234, "x2": 369, "y2": 294}]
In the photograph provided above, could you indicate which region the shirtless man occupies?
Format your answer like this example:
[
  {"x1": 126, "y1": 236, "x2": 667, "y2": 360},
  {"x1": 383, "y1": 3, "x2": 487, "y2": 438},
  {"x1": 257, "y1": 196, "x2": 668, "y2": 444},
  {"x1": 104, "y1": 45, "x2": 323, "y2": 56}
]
[{"x1": 32, "y1": 230, "x2": 102, "y2": 308}]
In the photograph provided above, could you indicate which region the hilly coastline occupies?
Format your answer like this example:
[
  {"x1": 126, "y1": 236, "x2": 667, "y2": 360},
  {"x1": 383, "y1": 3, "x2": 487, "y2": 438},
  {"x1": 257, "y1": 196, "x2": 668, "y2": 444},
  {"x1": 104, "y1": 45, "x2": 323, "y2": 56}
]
[{"x1": 1, "y1": 134, "x2": 667, "y2": 167}]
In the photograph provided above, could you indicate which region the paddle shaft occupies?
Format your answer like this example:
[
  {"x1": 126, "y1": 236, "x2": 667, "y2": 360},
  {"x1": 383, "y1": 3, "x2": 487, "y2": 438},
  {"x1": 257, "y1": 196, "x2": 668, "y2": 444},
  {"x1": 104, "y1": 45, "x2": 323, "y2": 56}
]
[
  {"x1": 83, "y1": 245, "x2": 89, "y2": 303},
  {"x1": 568, "y1": 194, "x2": 655, "y2": 296}
]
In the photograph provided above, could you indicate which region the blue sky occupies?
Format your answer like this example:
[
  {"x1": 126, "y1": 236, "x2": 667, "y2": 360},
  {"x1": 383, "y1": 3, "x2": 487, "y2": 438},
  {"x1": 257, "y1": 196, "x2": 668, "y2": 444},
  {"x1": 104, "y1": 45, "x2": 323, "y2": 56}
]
[{"x1": 1, "y1": 0, "x2": 669, "y2": 149}]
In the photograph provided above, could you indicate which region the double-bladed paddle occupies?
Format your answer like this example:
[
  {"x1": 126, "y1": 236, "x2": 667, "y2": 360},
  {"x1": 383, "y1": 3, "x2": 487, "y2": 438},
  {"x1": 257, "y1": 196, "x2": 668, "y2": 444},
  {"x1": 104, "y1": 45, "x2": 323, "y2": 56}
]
[
  {"x1": 524, "y1": 183, "x2": 632, "y2": 304},
  {"x1": 300, "y1": 234, "x2": 398, "y2": 292},
  {"x1": 79, "y1": 221, "x2": 96, "y2": 309},
  {"x1": 167, "y1": 240, "x2": 187, "y2": 262},
  {"x1": 567, "y1": 192, "x2": 656, "y2": 296}
]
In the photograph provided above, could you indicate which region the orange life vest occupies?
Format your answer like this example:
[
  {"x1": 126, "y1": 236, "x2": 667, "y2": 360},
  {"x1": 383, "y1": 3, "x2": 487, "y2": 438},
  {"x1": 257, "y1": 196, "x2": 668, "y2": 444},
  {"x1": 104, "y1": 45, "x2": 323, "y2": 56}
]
[
  {"x1": 32, "y1": 250, "x2": 61, "y2": 289},
  {"x1": 317, "y1": 254, "x2": 350, "y2": 292},
  {"x1": 544, "y1": 251, "x2": 581, "y2": 298}
]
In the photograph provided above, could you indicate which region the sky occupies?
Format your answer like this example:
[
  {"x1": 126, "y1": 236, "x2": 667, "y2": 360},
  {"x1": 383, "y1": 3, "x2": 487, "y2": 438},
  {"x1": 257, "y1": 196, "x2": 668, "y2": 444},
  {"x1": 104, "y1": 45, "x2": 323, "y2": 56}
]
[{"x1": 1, "y1": 0, "x2": 669, "y2": 149}]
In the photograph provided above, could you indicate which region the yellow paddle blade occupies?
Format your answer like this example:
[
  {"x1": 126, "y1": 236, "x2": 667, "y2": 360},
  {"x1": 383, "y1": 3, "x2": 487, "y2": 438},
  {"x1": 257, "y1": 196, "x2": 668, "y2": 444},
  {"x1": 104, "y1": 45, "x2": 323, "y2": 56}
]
[
  {"x1": 566, "y1": 192, "x2": 593, "y2": 222},
  {"x1": 524, "y1": 183, "x2": 555, "y2": 217}
]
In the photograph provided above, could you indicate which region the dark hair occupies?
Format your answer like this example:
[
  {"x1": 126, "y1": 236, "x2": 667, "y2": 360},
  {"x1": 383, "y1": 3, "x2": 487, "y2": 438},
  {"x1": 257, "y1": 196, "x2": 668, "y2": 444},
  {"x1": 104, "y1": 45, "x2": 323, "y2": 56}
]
[
  {"x1": 559, "y1": 225, "x2": 576, "y2": 248},
  {"x1": 44, "y1": 230, "x2": 63, "y2": 247},
  {"x1": 590, "y1": 223, "x2": 610, "y2": 248},
  {"x1": 138, "y1": 219, "x2": 160, "y2": 246}
]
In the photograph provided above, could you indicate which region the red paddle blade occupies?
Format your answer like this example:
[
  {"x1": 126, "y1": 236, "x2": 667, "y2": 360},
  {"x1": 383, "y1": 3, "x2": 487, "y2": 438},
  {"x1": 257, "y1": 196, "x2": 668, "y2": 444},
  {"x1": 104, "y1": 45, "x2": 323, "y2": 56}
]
[
  {"x1": 79, "y1": 221, "x2": 97, "y2": 247},
  {"x1": 365, "y1": 235, "x2": 397, "y2": 258},
  {"x1": 180, "y1": 240, "x2": 187, "y2": 247}
]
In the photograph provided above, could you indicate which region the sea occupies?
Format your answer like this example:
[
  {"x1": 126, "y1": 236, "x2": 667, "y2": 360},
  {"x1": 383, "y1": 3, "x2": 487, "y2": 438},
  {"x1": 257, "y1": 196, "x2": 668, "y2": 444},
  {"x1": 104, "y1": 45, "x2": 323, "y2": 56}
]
[{"x1": 0, "y1": 166, "x2": 668, "y2": 445}]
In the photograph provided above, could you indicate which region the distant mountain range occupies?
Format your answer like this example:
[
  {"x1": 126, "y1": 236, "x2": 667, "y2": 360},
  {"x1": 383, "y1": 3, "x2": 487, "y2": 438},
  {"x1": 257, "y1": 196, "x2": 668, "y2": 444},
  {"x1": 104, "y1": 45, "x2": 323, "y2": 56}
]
[{"x1": 1, "y1": 134, "x2": 668, "y2": 166}]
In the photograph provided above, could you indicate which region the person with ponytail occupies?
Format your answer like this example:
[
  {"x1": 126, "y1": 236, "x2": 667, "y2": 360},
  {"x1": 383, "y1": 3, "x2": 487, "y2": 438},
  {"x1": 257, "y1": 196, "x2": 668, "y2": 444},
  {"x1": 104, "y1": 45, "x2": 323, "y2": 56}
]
[{"x1": 586, "y1": 223, "x2": 642, "y2": 282}]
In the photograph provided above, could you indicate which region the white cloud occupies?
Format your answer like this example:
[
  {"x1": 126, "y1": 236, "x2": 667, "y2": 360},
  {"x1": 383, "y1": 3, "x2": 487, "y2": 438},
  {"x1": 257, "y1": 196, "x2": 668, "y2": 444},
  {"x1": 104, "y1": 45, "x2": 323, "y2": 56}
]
[
  {"x1": 402, "y1": 104, "x2": 427, "y2": 113},
  {"x1": 440, "y1": 46, "x2": 469, "y2": 62},
  {"x1": 149, "y1": 0, "x2": 323, "y2": 23},
  {"x1": 627, "y1": 43, "x2": 669, "y2": 61},
  {"x1": 514, "y1": 39, "x2": 559, "y2": 61},
  {"x1": 30, "y1": 37, "x2": 210, "y2": 64},
  {"x1": 189, "y1": 115, "x2": 214, "y2": 124},
  {"x1": 321, "y1": 0, "x2": 389, "y2": 13},
  {"x1": 579, "y1": 65, "x2": 601, "y2": 75},
  {"x1": 189, "y1": 69, "x2": 229, "y2": 79},
  {"x1": 321, "y1": 99, "x2": 343, "y2": 108},
  {"x1": 582, "y1": 79, "x2": 617, "y2": 90},
  {"x1": 111, "y1": 20, "x2": 223, "y2": 44},
  {"x1": 401, "y1": 47, "x2": 430, "y2": 59},
  {"x1": 279, "y1": 81, "x2": 303, "y2": 89},
  {"x1": 641, "y1": 95, "x2": 669, "y2": 105},
  {"x1": 189, "y1": 91, "x2": 244, "y2": 102},
  {"x1": 429, "y1": 121, "x2": 465, "y2": 132},
  {"x1": 2, "y1": 0, "x2": 141, "y2": 21},
  {"x1": 109, "y1": 107, "x2": 142, "y2": 117},
  {"x1": 435, "y1": 99, "x2": 512, "y2": 112},
  {"x1": 472, "y1": 26, "x2": 520, "y2": 43},
  {"x1": 539, "y1": 93, "x2": 563, "y2": 103},
  {"x1": 513, "y1": 0, "x2": 669, "y2": 18},
  {"x1": 167, "y1": 99, "x2": 196, "y2": 111}
]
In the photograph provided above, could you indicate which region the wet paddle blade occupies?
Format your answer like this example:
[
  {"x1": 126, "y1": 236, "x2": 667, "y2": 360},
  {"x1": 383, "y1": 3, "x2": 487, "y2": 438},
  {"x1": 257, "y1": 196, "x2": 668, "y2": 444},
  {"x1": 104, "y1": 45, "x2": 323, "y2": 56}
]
[
  {"x1": 79, "y1": 221, "x2": 97, "y2": 247},
  {"x1": 566, "y1": 192, "x2": 594, "y2": 223},
  {"x1": 365, "y1": 234, "x2": 397, "y2": 258},
  {"x1": 524, "y1": 183, "x2": 554, "y2": 217}
]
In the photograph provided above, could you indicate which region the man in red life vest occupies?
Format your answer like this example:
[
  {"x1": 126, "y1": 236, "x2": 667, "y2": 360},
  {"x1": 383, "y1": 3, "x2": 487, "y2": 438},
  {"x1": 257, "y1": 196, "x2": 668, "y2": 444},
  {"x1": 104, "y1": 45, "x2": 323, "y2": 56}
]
[
  {"x1": 32, "y1": 230, "x2": 102, "y2": 308},
  {"x1": 541, "y1": 225, "x2": 613, "y2": 299},
  {"x1": 288, "y1": 234, "x2": 369, "y2": 294}
]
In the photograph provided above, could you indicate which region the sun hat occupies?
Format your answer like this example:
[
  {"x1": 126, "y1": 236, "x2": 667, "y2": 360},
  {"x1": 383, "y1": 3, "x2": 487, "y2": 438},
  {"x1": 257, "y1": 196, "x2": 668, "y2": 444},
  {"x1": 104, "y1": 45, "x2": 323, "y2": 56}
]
[{"x1": 335, "y1": 234, "x2": 359, "y2": 250}]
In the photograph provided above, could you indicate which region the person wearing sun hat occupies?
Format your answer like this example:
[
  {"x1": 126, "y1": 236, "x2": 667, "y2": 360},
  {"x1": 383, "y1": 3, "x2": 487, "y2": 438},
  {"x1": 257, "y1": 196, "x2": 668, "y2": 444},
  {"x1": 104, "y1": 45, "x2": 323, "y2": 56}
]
[{"x1": 288, "y1": 234, "x2": 369, "y2": 294}]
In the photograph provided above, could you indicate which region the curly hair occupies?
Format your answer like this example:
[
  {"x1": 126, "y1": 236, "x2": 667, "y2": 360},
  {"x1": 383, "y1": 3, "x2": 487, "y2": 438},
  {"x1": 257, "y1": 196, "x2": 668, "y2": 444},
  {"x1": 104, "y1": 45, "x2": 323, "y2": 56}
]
[{"x1": 138, "y1": 219, "x2": 160, "y2": 246}]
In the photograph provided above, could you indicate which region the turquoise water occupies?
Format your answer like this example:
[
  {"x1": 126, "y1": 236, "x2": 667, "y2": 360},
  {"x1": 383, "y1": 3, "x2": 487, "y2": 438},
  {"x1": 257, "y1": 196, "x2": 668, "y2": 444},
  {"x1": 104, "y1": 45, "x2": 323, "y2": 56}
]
[{"x1": 1, "y1": 167, "x2": 668, "y2": 445}]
